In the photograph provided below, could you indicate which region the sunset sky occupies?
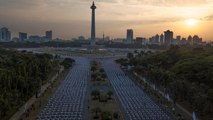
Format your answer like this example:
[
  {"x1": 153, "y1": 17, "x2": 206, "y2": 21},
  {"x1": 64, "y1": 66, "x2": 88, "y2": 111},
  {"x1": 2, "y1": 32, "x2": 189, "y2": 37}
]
[{"x1": 0, "y1": 0, "x2": 213, "y2": 41}]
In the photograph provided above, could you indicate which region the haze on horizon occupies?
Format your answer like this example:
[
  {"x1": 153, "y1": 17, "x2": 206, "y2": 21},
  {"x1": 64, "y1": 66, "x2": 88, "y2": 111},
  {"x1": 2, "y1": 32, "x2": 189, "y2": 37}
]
[{"x1": 0, "y1": 0, "x2": 213, "y2": 41}]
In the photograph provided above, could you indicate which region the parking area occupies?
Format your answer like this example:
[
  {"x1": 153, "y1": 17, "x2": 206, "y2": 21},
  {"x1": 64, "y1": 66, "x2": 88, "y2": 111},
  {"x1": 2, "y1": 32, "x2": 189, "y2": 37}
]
[
  {"x1": 102, "y1": 59, "x2": 174, "y2": 120},
  {"x1": 37, "y1": 57, "x2": 90, "y2": 120}
]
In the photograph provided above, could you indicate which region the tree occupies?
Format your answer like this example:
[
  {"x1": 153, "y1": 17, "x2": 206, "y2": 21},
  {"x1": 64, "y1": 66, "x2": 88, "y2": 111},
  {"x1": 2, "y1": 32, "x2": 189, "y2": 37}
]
[
  {"x1": 96, "y1": 77, "x2": 102, "y2": 82},
  {"x1": 107, "y1": 91, "x2": 113, "y2": 99},
  {"x1": 101, "y1": 74, "x2": 107, "y2": 79},
  {"x1": 91, "y1": 90, "x2": 100, "y2": 100},
  {"x1": 91, "y1": 73, "x2": 97, "y2": 80},
  {"x1": 0, "y1": 49, "x2": 60, "y2": 120},
  {"x1": 91, "y1": 66, "x2": 97, "y2": 72},
  {"x1": 128, "y1": 47, "x2": 213, "y2": 118},
  {"x1": 101, "y1": 111, "x2": 111, "y2": 120},
  {"x1": 140, "y1": 51, "x2": 145, "y2": 56},
  {"x1": 100, "y1": 68, "x2": 105, "y2": 73},
  {"x1": 113, "y1": 112, "x2": 119, "y2": 119},
  {"x1": 92, "y1": 107, "x2": 102, "y2": 118},
  {"x1": 60, "y1": 58, "x2": 75, "y2": 69},
  {"x1": 127, "y1": 53, "x2": 134, "y2": 59}
]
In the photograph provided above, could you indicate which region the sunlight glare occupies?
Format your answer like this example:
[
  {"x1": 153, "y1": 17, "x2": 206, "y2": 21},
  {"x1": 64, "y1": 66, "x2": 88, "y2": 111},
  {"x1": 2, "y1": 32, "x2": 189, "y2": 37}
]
[{"x1": 186, "y1": 18, "x2": 198, "y2": 27}]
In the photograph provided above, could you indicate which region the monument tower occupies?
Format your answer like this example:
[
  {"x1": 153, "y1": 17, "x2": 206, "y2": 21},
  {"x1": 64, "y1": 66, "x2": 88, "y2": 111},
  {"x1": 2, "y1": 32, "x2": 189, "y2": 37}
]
[{"x1": 90, "y1": 1, "x2": 96, "y2": 46}]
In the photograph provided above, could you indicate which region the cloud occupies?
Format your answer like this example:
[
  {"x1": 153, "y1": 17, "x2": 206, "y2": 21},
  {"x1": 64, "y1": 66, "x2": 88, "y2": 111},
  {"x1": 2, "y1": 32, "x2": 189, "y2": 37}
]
[
  {"x1": 103, "y1": 16, "x2": 183, "y2": 26},
  {"x1": 203, "y1": 14, "x2": 213, "y2": 20},
  {"x1": 123, "y1": 0, "x2": 208, "y2": 6},
  {"x1": 81, "y1": 0, "x2": 118, "y2": 3},
  {"x1": 161, "y1": 0, "x2": 207, "y2": 6},
  {"x1": 0, "y1": 0, "x2": 43, "y2": 9},
  {"x1": 102, "y1": 0, "x2": 212, "y2": 6}
]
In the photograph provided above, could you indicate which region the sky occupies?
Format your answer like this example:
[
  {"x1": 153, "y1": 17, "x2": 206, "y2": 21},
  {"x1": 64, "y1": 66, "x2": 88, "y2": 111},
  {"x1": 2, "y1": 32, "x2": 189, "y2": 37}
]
[{"x1": 0, "y1": 0, "x2": 213, "y2": 41}]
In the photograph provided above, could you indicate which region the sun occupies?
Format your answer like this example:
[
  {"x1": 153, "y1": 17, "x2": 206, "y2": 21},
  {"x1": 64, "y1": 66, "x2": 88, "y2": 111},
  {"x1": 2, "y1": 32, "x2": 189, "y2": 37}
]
[{"x1": 185, "y1": 18, "x2": 199, "y2": 27}]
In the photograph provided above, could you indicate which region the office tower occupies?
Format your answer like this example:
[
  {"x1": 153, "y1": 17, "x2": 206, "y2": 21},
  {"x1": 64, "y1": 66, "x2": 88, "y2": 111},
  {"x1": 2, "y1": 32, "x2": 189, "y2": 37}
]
[
  {"x1": 19, "y1": 32, "x2": 28, "y2": 42},
  {"x1": 126, "y1": 29, "x2": 133, "y2": 44},
  {"x1": 180, "y1": 38, "x2": 187, "y2": 45},
  {"x1": 0, "y1": 27, "x2": 11, "y2": 42},
  {"x1": 176, "y1": 36, "x2": 181, "y2": 45},
  {"x1": 176, "y1": 36, "x2": 181, "y2": 41},
  {"x1": 90, "y1": 1, "x2": 96, "y2": 46},
  {"x1": 160, "y1": 34, "x2": 164, "y2": 45},
  {"x1": 164, "y1": 30, "x2": 173, "y2": 45},
  {"x1": 188, "y1": 35, "x2": 193, "y2": 45},
  {"x1": 193, "y1": 35, "x2": 202, "y2": 45},
  {"x1": 45, "y1": 31, "x2": 52, "y2": 41},
  {"x1": 155, "y1": 34, "x2": 160, "y2": 44}
]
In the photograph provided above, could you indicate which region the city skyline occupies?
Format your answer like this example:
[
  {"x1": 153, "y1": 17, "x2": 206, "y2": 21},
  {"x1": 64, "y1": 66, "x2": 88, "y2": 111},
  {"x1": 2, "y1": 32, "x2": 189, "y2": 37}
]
[{"x1": 1, "y1": 0, "x2": 213, "y2": 41}]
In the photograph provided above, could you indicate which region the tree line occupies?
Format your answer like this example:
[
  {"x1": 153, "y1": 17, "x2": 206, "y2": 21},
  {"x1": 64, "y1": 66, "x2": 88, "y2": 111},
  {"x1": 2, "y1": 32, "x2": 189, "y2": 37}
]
[
  {"x1": 119, "y1": 46, "x2": 213, "y2": 119},
  {"x1": 0, "y1": 49, "x2": 60, "y2": 119}
]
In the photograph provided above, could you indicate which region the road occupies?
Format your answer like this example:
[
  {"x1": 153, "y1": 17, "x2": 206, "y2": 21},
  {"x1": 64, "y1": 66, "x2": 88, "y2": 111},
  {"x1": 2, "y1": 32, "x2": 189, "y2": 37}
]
[
  {"x1": 102, "y1": 59, "x2": 174, "y2": 120},
  {"x1": 37, "y1": 57, "x2": 90, "y2": 120}
]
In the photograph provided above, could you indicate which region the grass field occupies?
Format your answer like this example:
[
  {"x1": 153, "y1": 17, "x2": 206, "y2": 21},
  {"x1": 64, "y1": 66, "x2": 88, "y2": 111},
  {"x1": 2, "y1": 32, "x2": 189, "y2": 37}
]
[
  {"x1": 38, "y1": 48, "x2": 126, "y2": 58},
  {"x1": 88, "y1": 61, "x2": 123, "y2": 120}
]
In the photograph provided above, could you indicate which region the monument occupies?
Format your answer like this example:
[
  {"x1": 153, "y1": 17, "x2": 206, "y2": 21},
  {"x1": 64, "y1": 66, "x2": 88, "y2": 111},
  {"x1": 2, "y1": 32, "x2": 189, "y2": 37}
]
[
  {"x1": 90, "y1": 1, "x2": 96, "y2": 46},
  {"x1": 84, "y1": 1, "x2": 104, "y2": 50}
]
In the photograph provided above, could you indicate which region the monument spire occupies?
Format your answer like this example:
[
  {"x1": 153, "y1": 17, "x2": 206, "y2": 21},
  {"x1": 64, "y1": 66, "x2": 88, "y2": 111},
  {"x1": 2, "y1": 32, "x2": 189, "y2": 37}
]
[
  {"x1": 90, "y1": 1, "x2": 96, "y2": 46},
  {"x1": 103, "y1": 32, "x2": 105, "y2": 41}
]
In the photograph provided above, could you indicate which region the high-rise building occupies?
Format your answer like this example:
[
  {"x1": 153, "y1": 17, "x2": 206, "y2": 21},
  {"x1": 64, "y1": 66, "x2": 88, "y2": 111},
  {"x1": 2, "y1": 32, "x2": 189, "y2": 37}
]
[
  {"x1": 193, "y1": 35, "x2": 202, "y2": 45},
  {"x1": 45, "y1": 31, "x2": 52, "y2": 41},
  {"x1": 175, "y1": 35, "x2": 181, "y2": 45},
  {"x1": 126, "y1": 29, "x2": 133, "y2": 44},
  {"x1": 0, "y1": 27, "x2": 11, "y2": 42},
  {"x1": 160, "y1": 34, "x2": 164, "y2": 45},
  {"x1": 164, "y1": 30, "x2": 173, "y2": 45},
  {"x1": 176, "y1": 36, "x2": 181, "y2": 41},
  {"x1": 180, "y1": 38, "x2": 187, "y2": 45},
  {"x1": 155, "y1": 34, "x2": 160, "y2": 44},
  {"x1": 188, "y1": 35, "x2": 193, "y2": 45},
  {"x1": 90, "y1": 1, "x2": 96, "y2": 46},
  {"x1": 19, "y1": 32, "x2": 28, "y2": 42}
]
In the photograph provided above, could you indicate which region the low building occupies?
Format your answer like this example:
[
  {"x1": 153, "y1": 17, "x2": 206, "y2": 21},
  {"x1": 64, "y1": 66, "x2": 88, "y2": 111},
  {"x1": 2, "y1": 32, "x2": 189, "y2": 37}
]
[{"x1": 19, "y1": 32, "x2": 28, "y2": 42}]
